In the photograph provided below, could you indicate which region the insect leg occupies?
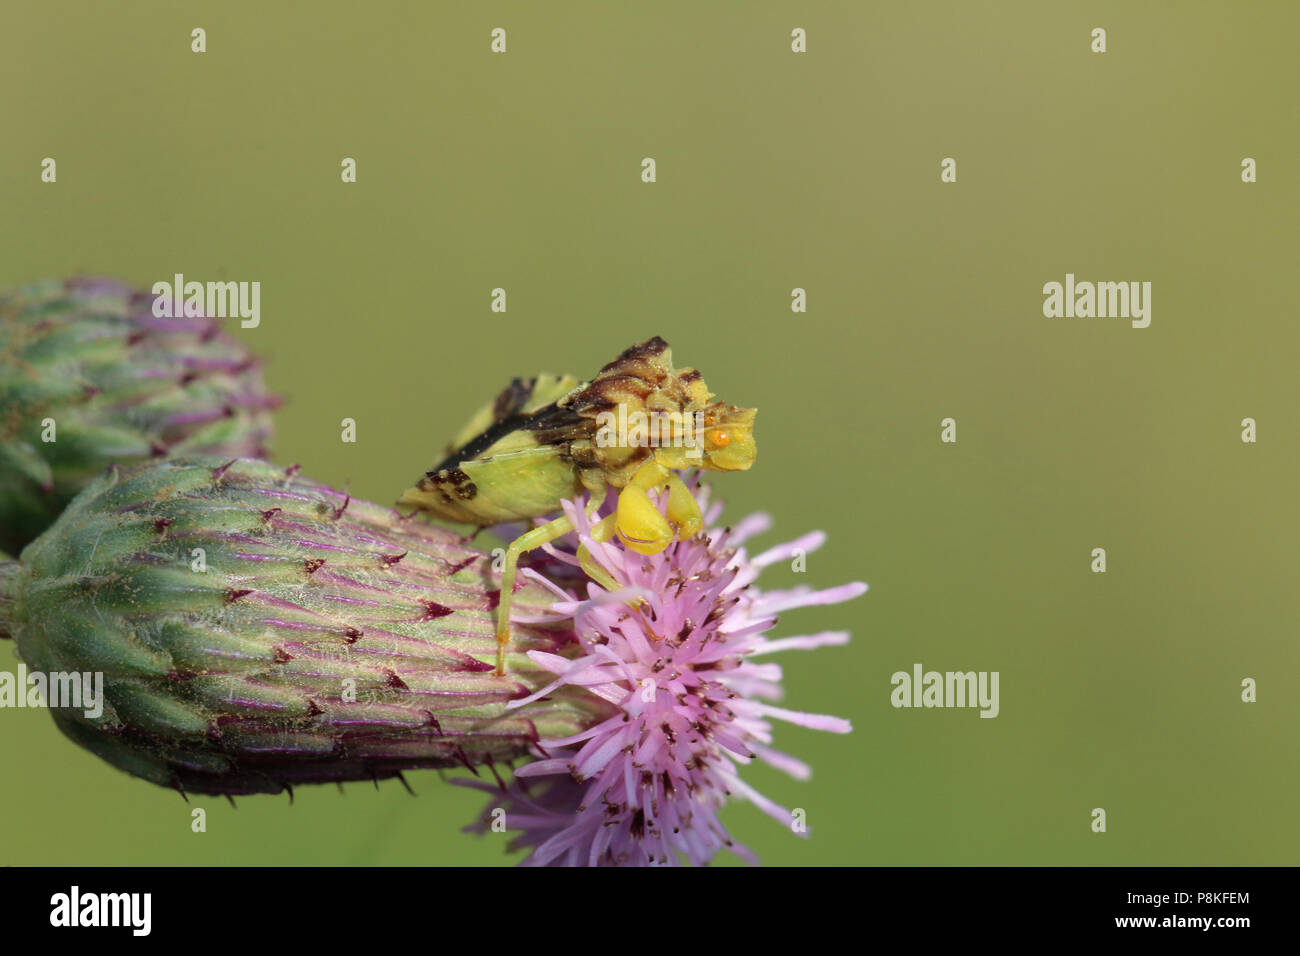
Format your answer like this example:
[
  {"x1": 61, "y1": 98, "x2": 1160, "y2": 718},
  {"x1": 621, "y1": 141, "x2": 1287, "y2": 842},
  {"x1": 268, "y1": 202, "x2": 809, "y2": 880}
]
[
  {"x1": 577, "y1": 514, "x2": 625, "y2": 593},
  {"x1": 614, "y1": 483, "x2": 675, "y2": 554},
  {"x1": 494, "y1": 490, "x2": 606, "y2": 676},
  {"x1": 659, "y1": 472, "x2": 702, "y2": 539},
  {"x1": 612, "y1": 461, "x2": 703, "y2": 554},
  {"x1": 582, "y1": 499, "x2": 671, "y2": 642}
]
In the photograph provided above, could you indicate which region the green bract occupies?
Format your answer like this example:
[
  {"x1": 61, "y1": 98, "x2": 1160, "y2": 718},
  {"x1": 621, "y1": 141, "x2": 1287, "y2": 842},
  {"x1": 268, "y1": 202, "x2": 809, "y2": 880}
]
[
  {"x1": 2, "y1": 457, "x2": 608, "y2": 796},
  {"x1": 0, "y1": 277, "x2": 277, "y2": 553}
]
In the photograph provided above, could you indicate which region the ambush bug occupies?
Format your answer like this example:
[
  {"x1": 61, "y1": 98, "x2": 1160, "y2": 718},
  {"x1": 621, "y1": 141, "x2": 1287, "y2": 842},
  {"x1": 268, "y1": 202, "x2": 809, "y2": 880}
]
[{"x1": 398, "y1": 337, "x2": 757, "y2": 675}]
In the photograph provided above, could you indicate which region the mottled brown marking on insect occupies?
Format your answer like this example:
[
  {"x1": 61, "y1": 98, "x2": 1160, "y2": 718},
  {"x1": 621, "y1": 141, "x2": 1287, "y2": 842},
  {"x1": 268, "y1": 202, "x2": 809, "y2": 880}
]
[
  {"x1": 492, "y1": 376, "x2": 536, "y2": 422},
  {"x1": 602, "y1": 335, "x2": 669, "y2": 372},
  {"x1": 567, "y1": 374, "x2": 654, "y2": 412},
  {"x1": 423, "y1": 467, "x2": 477, "y2": 501},
  {"x1": 566, "y1": 445, "x2": 598, "y2": 470}
]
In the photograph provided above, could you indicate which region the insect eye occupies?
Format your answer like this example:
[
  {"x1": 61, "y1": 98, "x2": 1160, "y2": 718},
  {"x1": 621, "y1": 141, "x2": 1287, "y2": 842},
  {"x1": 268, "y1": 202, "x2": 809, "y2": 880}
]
[{"x1": 709, "y1": 429, "x2": 731, "y2": 448}]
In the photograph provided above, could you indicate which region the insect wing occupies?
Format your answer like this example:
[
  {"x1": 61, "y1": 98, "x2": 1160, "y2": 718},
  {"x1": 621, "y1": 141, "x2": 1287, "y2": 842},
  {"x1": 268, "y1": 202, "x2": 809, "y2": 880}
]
[
  {"x1": 458, "y1": 442, "x2": 585, "y2": 524},
  {"x1": 445, "y1": 372, "x2": 581, "y2": 454}
]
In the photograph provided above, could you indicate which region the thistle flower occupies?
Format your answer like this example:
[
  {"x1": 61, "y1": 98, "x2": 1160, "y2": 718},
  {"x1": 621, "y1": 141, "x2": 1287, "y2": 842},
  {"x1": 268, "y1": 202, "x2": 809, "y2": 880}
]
[
  {"x1": 0, "y1": 457, "x2": 612, "y2": 796},
  {"x1": 0, "y1": 277, "x2": 278, "y2": 553},
  {"x1": 463, "y1": 487, "x2": 864, "y2": 865}
]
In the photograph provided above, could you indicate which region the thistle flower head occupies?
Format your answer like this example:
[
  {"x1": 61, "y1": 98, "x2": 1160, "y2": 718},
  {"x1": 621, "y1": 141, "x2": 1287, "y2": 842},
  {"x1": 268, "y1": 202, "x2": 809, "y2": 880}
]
[
  {"x1": 465, "y1": 485, "x2": 865, "y2": 865},
  {"x1": 0, "y1": 277, "x2": 278, "y2": 553}
]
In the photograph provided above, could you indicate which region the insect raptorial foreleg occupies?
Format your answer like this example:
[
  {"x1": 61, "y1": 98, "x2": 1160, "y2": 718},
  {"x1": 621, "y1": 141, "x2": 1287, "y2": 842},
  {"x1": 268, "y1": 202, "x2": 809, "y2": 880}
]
[
  {"x1": 570, "y1": 461, "x2": 704, "y2": 640},
  {"x1": 494, "y1": 489, "x2": 606, "y2": 676},
  {"x1": 612, "y1": 460, "x2": 703, "y2": 555}
]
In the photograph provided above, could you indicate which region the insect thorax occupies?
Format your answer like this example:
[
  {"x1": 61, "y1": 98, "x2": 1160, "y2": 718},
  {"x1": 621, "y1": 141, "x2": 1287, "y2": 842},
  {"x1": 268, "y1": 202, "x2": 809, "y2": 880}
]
[{"x1": 560, "y1": 337, "x2": 715, "y2": 487}]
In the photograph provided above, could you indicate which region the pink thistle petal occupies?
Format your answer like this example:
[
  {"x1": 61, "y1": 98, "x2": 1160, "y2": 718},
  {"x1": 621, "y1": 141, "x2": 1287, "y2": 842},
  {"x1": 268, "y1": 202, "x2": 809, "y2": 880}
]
[
  {"x1": 750, "y1": 743, "x2": 813, "y2": 781},
  {"x1": 756, "y1": 581, "x2": 868, "y2": 615},
  {"x1": 755, "y1": 702, "x2": 853, "y2": 733},
  {"x1": 727, "y1": 512, "x2": 774, "y2": 545},
  {"x1": 513, "y1": 758, "x2": 572, "y2": 778},
  {"x1": 725, "y1": 774, "x2": 806, "y2": 834},
  {"x1": 751, "y1": 530, "x2": 827, "y2": 567},
  {"x1": 516, "y1": 568, "x2": 574, "y2": 600},
  {"x1": 750, "y1": 631, "x2": 852, "y2": 655}
]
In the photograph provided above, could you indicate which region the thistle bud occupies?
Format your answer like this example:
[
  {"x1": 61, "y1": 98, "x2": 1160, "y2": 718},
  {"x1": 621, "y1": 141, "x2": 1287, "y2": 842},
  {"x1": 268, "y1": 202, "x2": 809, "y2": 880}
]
[
  {"x1": 0, "y1": 277, "x2": 278, "y2": 553},
  {"x1": 2, "y1": 457, "x2": 609, "y2": 796}
]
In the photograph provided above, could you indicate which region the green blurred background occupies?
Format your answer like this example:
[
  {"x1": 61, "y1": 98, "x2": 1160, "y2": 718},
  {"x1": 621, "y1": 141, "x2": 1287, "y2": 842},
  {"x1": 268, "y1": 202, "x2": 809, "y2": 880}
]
[{"x1": 2, "y1": 1, "x2": 1296, "y2": 865}]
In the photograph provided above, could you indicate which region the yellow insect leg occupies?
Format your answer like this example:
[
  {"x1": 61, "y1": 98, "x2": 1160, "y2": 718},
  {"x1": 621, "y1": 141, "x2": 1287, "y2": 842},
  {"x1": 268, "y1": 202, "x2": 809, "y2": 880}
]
[
  {"x1": 577, "y1": 514, "x2": 625, "y2": 593},
  {"x1": 628, "y1": 459, "x2": 673, "y2": 491},
  {"x1": 580, "y1": 509, "x2": 660, "y2": 637},
  {"x1": 495, "y1": 490, "x2": 606, "y2": 676},
  {"x1": 614, "y1": 461, "x2": 703, "y2": 554},
  {"x1": 615, "y1": 483, "x2": 675, "y2": 555},
  {"x1": 661, "y1": 472, "x2": 702, "y2": 539}
]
